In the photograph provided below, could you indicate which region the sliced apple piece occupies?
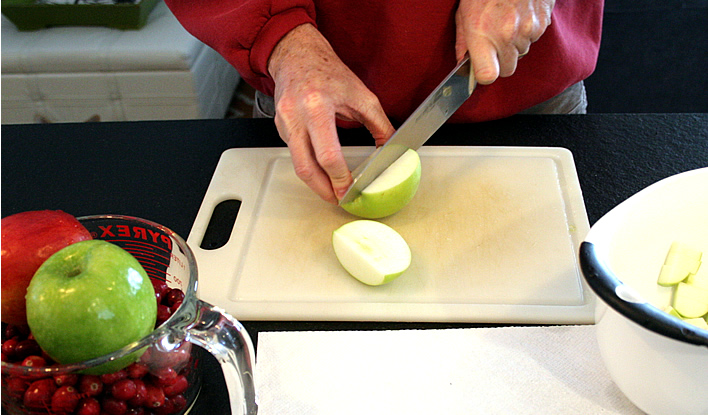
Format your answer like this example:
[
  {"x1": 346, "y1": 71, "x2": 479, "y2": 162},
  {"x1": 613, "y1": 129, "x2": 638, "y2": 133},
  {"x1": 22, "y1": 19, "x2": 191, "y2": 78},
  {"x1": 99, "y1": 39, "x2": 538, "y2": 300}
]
[
  {"x1": 672, "y1": 282, "x2": 708, "y2": 318},
  {"x1": 686, "y1": 262, "x2": 708, "y2": 289},
  {"x1": 663, "y1": 306, "x2": 683, "y2": 319},
  {"x1": 658, "y1": 241, "x2": 702, "y2": 286},
  {"x1": 341, "y1": 148, "x2": 421, "y2": 219},
  {"x1": 657, "y1": 263, "x2": 692, "y2": 286},
  {"x1": 332, "y1": 220, "x2": 411, "y2": 286},
  {"x1": 664, "y1": 241, "x2": 702, "y2": 265}
]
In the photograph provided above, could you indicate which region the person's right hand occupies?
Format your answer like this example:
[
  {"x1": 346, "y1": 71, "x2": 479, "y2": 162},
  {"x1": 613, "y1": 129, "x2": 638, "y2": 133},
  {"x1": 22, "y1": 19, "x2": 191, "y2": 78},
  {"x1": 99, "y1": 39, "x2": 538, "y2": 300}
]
[
  {"x1": 455, "y1": 0, "x2": 554, "y2": 85},
  {"x1": 268, "y1": 23, "x2": 396, "y2": 205}
]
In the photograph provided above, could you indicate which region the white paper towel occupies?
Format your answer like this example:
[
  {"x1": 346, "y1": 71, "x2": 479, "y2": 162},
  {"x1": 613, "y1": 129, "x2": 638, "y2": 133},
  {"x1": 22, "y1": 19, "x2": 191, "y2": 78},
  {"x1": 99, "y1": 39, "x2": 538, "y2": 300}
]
[{"x1": 255, "y1": 325, "x2": 644, "y2": 415}]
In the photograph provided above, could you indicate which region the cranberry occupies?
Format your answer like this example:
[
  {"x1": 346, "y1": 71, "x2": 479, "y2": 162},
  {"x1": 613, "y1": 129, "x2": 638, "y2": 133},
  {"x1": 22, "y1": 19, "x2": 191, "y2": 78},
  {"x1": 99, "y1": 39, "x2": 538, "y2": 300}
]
[
  {"x1": 21, "y1": 355, "x2": 46, "y2": 367},
  {"x1": 79, "y1": 374, "x2": 104, "y2": 397},
  {"x1": 3, "y1": 324, "x2": 21, "y2": 341},
  {"x1": 23, "y1": 378, "x2": 57, "y2": 410},
  {"x1": 151, "y1": 367, "x2": 178, "y2": 387},
  {"x1": 162, "y1": 374, "x2": 188, "y2": 397},
  {"x1": 170, "y1": 394, "x2": 188, "y2": 413},
  {"x1": 127, "y1": 362, "x2": 150, "y2": 379},
  {"x1": 171, "y1": 300, "x2": 183, "y2": 312},
  {"x1": 127, "y1": 407, "x2": 147, "y2": 415},
  {"x1": 76, "y1": 397, "x2": 101, "y2": 415},
  {"x1": 101, "y1": 369, "x2": 128, "y2": 385},
  {"x1": 151, "y1": 279, "x2": 169, "y2": 300},
  {"x1": 1, "y1": 336, "x2": 20, "y2": 360},
  {"x1": 156, "y1": 304, "x2": 172, "y2": 326},
  {"x1": 128, "y1": 378, "x2": 148, "y2": 407},
  {"x1": 3, "y1": 324, "x2": 29, "y2": 340},
  {"x1": 144, "y1": 383, "x2": 165, "y2": 408},
  {"x1": 154, "y1": 396, "x2": 176, "y2": 415},
  {"x1": 5, "y1": 376, "x2": 30, "y2": 399},
  {"x1": 165, "y1": 289, "x2": 185, "y2": 307},
  {"x1": 14, "y1": 338, "x2": 41, "y2": 360},
  {"x1": 111, "y1": 378, "x2": 138, "y2": 401},
  {"x1": 51, "y1": 385, "x2": 81, "y2": 414},
  {"x1": 102, "y1": 396, "x2": 128, "y2": 415},
  {"x1": 54, "y1": 373, "x2": 79, "y2": 387}
]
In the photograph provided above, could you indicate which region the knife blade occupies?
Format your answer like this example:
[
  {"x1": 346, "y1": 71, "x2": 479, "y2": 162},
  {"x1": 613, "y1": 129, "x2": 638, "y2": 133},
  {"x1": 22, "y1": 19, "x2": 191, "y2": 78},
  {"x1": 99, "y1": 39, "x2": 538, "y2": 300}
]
[{"x1": 338, "y1": 56, "x2": 475, "y2": 206}]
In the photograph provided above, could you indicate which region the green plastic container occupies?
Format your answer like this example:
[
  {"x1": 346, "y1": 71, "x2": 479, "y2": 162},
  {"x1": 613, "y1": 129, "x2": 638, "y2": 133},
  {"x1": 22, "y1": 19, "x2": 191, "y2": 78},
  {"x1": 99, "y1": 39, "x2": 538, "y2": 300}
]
[{"x1": 1, "y1": 0, "x2": 160, "y2": 31}]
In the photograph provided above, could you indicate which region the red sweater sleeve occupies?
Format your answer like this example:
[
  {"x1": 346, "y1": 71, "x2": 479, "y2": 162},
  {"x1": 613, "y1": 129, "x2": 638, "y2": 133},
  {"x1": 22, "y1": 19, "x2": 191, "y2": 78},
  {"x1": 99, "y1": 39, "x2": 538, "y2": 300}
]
[
  {"x1": 164, "y1": 0, "x2": 316, "y2": 95},
  {"x1": 166, "y1": 0, "x2": 603, "y2": 123}
]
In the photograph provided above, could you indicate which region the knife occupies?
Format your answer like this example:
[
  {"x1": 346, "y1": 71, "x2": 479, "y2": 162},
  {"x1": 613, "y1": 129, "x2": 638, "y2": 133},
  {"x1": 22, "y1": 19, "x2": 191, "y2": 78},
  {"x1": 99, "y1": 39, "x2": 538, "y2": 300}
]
[{"x1": 338, "y1": 56, "x2": 475, "y2": 205}]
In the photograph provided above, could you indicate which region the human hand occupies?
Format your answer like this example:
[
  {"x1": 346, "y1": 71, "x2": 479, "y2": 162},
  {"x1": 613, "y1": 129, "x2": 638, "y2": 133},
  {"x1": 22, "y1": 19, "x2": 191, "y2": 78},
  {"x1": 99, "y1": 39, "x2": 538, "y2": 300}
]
[
  {"x1": 455, "y1": 0, "x2": 555, "y2": 85},
  {"x1": 268, "y1": 24, "x2": 395, "y2": 205}
]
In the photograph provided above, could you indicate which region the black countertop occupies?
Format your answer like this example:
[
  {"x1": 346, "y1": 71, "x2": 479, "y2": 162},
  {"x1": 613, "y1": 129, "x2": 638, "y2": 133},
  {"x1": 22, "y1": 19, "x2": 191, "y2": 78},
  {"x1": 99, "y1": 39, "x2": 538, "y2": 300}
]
[{"x1": 2, "y1": 114, "x2": 707, "y2": 414}]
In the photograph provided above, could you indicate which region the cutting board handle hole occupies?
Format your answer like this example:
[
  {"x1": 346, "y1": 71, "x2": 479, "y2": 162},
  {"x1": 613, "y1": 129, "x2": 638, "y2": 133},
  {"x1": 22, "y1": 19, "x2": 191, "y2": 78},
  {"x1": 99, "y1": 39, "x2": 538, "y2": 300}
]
[{"x1": 199, "y1": 199, "x2": 242, "y2": 250}]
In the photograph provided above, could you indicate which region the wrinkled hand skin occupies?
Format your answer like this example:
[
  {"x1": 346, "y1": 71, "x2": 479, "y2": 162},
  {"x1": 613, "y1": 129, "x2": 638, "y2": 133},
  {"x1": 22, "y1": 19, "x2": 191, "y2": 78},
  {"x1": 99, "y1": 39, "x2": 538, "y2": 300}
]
[
  {"x1": 268, "y1": 23, "x2": 396, "y2": 205},
  {"x1": 455, "y1": 0, "x2": 555, "y2": 84}
]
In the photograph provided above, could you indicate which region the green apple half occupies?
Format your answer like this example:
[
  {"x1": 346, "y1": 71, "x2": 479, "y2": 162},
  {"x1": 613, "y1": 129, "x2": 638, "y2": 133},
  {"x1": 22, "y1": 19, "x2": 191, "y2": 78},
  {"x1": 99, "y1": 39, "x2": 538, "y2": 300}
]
[
  {"x1": 341, "y1": 148, "x2": 421, "y2": 219},
  {"x1": 332, "y1": 220, "x2": 411, "y2": 286},
  {"x1": 26, "y1": 240, "x2": 157, "y2": 373}
]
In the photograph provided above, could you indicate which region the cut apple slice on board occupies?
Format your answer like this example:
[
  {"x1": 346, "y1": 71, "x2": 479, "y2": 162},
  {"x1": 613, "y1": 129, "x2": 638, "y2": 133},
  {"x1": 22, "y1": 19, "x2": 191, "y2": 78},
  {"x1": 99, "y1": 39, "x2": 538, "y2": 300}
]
[{"x1": 332, "y1": 220, "x2": 411, "y2": 286}]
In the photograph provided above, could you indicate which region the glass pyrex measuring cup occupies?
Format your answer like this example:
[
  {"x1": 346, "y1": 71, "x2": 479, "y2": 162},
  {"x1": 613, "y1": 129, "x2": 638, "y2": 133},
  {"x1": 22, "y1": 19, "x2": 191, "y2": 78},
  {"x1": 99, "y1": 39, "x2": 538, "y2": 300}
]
[{"x1": 1, "y1": 215, "x2": 257, "y2": 415}]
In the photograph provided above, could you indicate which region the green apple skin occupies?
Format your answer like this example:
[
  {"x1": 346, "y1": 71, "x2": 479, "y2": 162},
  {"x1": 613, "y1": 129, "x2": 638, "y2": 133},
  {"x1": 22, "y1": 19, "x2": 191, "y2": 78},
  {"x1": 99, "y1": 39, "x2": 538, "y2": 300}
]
[
  {"x1": 26, "y1": 240, "x2": 157, "y2": 374},
  {"x1": 342, "y1": 149, "x2": 421, "y2": 219}
]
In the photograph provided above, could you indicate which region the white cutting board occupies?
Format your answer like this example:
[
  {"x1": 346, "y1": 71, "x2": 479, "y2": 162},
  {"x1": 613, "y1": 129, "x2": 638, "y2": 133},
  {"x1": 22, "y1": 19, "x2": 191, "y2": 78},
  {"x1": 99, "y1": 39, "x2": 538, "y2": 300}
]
[{"x1": 188, "y1": 146, "x2": 594, "y2": 323}]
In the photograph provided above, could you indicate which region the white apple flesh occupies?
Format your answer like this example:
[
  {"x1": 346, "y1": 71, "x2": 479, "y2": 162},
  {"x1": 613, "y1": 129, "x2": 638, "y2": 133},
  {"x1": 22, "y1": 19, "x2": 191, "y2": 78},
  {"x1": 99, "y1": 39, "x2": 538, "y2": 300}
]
[
  {"x1": 341, "y1": 148, "x2": 421, "y2": 219},
  {"x1": 332, "y1": 220, "x2": 411, "y2": 286}
]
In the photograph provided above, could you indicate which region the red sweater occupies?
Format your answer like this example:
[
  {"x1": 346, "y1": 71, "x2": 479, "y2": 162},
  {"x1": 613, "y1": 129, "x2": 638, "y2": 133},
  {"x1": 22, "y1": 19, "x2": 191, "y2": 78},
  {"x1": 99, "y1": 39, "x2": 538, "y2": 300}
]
[{"x1": 165, "y1": 0, "x2": 603, "y2": 123}]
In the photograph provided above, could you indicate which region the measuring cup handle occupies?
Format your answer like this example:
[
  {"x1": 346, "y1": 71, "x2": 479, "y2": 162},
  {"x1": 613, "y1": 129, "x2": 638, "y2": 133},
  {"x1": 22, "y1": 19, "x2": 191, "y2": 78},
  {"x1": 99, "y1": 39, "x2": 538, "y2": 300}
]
[{"x1": 188, "y1": 299, "x2": 258, "y2": 415}]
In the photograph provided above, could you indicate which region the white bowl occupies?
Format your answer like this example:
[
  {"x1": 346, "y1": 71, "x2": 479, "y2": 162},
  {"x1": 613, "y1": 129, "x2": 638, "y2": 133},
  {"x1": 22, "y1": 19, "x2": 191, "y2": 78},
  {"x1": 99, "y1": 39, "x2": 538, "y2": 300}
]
[{"x1": 579, "y1": 167, "x2": 708, "y2": 415}]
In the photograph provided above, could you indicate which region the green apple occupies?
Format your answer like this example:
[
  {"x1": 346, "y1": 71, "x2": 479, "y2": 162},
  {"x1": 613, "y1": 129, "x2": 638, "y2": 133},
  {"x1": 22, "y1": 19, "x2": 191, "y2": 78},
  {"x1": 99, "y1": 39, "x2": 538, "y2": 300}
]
[
  {"x1": 341, "y1": 148, "x2": 421, "y2": 219},
  {"x1": 332, "y1": 220, "x2": 411, "y2": 285},
  {"x1": 26, "y1": 240, "x2": 157, "y2": 374}
]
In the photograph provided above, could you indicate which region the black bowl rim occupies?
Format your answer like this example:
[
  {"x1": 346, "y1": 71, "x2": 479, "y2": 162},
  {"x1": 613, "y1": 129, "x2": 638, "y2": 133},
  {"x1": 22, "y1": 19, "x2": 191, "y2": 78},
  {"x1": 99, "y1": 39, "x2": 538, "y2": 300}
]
[{"x1": 580, "y1": 241, "x2": 708, "y2": 347}]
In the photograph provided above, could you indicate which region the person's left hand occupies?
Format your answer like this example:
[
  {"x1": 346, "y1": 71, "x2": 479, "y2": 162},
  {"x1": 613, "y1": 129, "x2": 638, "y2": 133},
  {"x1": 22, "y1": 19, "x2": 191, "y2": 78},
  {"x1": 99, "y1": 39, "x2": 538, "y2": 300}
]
[
  {"x1": 268, "y1": 24, "x2": 395, "y2": 205},
  {"x1": 455, "y1": 0, "x2": 555, "y2": 85}
]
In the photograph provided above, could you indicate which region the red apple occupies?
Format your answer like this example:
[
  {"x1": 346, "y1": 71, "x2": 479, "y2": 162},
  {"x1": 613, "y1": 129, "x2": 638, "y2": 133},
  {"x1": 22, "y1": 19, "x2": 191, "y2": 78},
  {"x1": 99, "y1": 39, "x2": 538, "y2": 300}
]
[{"x1": 1, "y1": 210, "x2": 92, "y2": 326}]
